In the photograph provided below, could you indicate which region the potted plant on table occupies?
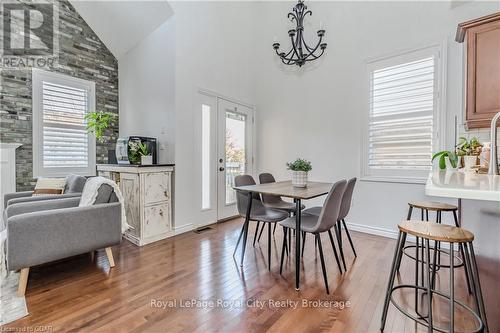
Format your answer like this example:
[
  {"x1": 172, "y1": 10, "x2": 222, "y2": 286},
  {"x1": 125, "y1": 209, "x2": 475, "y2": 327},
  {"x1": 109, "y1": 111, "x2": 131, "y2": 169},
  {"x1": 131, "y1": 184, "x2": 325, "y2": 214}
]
[
  {"x1": 287, "y1": 158, "x2": 312, "y2": 188},
  {"x1": 129, "y1": 140, "x2": 152, "y2": 165}
]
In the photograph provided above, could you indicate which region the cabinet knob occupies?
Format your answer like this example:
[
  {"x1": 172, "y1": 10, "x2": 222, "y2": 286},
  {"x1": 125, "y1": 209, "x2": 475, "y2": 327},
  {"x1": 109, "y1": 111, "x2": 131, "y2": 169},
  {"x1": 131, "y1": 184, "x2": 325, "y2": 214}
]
[{"x1": 164, "y1": 191, "x2": 169, "y2": 198}]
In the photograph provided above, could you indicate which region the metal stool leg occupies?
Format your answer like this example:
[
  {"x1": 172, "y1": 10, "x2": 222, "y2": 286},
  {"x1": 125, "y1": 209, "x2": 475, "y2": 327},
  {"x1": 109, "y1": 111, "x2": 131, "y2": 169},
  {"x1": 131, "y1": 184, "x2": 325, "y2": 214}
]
[
  {"x1": 424, "y1": 239, "x2": 433, "y2": 333},
  {"x1": 450, "y1": 242, "x2": 455, "y2": 332},
  {"x1": 381, "y1": 231, "x2": 407, "y2": 331},
  {"x1": 453, "y1": 210, "x2": 472, "y2": 294},
  {"x1": 468, "y1": 242, "x2": 489, "y2": 333}
]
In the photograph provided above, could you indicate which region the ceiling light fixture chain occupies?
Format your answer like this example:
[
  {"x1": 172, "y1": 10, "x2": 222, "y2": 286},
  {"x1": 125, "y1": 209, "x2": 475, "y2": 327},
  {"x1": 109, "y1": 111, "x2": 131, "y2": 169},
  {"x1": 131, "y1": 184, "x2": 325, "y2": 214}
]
[{"x1": 273, "y1": 0, "x2": 327, "y2": 67}]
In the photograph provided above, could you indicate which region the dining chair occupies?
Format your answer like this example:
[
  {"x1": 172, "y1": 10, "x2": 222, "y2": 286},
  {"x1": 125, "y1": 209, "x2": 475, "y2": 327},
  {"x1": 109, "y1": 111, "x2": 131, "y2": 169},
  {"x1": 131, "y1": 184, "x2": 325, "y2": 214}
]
[
  {"x1": 233, "y1": 175, "x2": 289, "y2": 270},
  {"x1": 304, "y1": 177, "x2": 357, "y2": 271},
  {"x1": 278, "y1": 179, "x2": 347, "y2": 294},
  {"x1": 257, "y1": 173, "x2": 305, "y2": 248}
]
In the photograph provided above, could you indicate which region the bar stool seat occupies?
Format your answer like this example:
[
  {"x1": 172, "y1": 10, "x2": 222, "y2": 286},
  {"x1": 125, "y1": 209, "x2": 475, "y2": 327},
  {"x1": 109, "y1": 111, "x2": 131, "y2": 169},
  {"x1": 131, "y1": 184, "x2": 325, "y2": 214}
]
[
  {"x1": 408, "y1": 201, "x2": 458, "y2": 212},
  {"x1": 399, "y1": 220, "x2": 474, "y2": 243},
  {"x1": 380, "y1": 220, "x2": 488, "y2": 333}
]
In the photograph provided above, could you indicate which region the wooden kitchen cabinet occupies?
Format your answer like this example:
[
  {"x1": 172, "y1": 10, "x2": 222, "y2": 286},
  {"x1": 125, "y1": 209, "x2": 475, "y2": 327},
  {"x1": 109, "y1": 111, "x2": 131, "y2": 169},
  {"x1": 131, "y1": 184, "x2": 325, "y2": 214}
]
[{"x1": 456, "y1": 13, "x2": 500, "y2": 130}]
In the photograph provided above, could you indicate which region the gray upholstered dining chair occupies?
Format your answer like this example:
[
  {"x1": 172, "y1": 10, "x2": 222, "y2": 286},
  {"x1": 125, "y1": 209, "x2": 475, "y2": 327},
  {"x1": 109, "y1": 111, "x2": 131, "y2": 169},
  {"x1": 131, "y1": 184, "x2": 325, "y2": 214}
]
[
  {"x1": 279, "y1": 179, "x2": 347, "y2": 294},
  {"x1": 304, "y1": 177, "x2": 357, "y2": 271},
  {"x1": 257, "y1": 173, "x2": 305, "y2": 244},
  {"x1": 233, "y1": 175, "x2": 289, "y2": 270}
]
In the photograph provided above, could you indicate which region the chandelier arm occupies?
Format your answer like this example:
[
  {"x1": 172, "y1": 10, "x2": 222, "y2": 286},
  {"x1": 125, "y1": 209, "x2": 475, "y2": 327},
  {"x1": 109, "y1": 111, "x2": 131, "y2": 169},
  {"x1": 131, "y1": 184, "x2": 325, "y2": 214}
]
[
  {"x1": 305, "y1": 48, "x2": 325, "y2": 62},
  {"x1": 288, "y1": 12, "x2": 298, "y2": 23},
  {"x1": 303, "y1": 35, "x2": 323, "y2": 60},
  {"x1": 301, "y1": 33, "x2": 316, "y2": 52},
  {"x1": 289, "y1": 35, "x2": 300, "y2": 60}
]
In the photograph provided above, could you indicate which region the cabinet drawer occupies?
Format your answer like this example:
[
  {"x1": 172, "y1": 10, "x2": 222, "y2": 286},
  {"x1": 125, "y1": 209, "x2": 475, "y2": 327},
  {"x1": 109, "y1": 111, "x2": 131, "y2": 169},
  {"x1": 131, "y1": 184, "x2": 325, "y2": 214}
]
[
  {"x1": 143, "y1": 203, "x2": 171, "y2": 238},
  {"x1": 143, "y1": 172, "x2": 170, "y2": 205}
]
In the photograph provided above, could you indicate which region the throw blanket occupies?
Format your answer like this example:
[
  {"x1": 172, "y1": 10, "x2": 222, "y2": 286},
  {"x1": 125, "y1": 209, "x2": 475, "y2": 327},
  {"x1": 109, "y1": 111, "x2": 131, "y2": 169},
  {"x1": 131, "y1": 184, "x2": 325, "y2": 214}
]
[{"x1": 79, "y1": 177, "x2": 131, "y2": 233}]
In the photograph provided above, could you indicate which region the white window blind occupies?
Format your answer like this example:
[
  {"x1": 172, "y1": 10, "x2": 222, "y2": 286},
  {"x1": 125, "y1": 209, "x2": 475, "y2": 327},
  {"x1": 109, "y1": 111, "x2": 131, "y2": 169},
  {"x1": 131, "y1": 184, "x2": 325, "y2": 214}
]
[
  {"x1": 33, "y1": 69, "x2": 96, "y2": 177},
  {"x1": 364, "y1": 46, "x2": 441, "y2": 182},
  {"x1": 42, "y1": 82, "x2": 89, "y2": 168}
]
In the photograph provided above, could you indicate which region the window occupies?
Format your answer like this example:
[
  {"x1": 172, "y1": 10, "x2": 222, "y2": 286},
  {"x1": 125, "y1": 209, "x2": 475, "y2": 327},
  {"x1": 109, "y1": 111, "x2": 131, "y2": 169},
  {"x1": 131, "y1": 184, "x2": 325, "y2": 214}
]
[
  {"x1": 201, "y1": 104, "x2": 211, "y2": 210},
  {"x1": 362, "y1": 45, "x2": 443, "y2": 183},
  {"x1": 32, "y1": 69, "x2": 96, "y2": 177}
]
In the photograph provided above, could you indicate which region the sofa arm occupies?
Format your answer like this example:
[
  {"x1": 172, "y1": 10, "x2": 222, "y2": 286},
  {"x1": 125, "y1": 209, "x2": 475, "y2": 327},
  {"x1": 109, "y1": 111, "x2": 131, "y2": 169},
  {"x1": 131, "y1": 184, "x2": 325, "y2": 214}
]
[
  {"x1": 6, "y1": 192, "x2": 82, "y2": 208},
  {"x1": 7, "y1": 203, "x2": 122, "y2": 271},
  {"x1": 4, "y1": 191, "x2": 33, "y2": 208},
  {"x1": 5, "y1": 197, "x2": 81, "y2": 219}
]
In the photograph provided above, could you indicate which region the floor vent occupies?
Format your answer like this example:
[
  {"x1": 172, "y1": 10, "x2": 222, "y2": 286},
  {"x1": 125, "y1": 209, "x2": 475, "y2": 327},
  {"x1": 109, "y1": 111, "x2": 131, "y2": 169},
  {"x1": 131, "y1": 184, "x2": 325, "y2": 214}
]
[{"x1": 194, "y1": 226, "x2": 213, "y2": 234}]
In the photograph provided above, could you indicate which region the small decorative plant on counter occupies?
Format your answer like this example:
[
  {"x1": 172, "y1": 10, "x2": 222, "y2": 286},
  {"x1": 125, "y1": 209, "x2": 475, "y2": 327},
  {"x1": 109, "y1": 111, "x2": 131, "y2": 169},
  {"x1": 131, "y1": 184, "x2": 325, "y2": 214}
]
[
  {"x1": 456, "y1": 136, "x2": 483, "y2": 170},
  {"x1": 432, "y1": 150, "x2": 458, "y2": 170},
  {"x1": 129, "y1": 140, "x2": 152, "y2": 165},
  {"x1": 84, "y1": 111, "x2": 118, "y2": 143},
  {"x1": 287, "y1": 158, "x2": 312, "y2": 187},
  {"x1": 432, "y1": 137, "x2": 483, "y2": 170}
]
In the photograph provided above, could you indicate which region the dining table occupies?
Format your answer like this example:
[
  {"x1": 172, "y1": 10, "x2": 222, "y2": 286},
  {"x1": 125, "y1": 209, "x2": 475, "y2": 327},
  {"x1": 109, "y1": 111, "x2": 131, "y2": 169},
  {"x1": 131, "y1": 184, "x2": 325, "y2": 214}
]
[{"x1": 233, "y1": 180, "x2": 333, "y2": 290}]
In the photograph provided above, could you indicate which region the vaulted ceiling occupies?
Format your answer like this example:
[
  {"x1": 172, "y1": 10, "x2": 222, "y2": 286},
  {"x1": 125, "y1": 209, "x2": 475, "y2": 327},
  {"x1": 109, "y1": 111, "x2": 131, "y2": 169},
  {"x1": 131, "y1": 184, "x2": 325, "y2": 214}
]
[{"x1": 69, "y1": 0, "x2": 173, "y2": 59}]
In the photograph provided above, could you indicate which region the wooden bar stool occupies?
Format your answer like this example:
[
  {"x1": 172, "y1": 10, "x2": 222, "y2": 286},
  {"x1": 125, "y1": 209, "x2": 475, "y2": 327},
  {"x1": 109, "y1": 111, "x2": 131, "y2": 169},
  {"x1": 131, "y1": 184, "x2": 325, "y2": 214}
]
[
  {"x1": 381, "y1": 221, "x2": 488, "y2": 333},
  {"x1": 400, "y1": 201, "x2": 472, "y2": 294}
]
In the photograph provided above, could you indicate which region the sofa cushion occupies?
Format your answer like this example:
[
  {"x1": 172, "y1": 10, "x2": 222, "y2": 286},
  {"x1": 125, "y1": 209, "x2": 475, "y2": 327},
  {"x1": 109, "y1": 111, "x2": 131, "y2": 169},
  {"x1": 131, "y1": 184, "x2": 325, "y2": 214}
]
[
  {"x1": 65, "y1": 174, "x2": 87, "y2": 193},
  {"x1": 94, "y1": 184, "x2": 114, "y2": 204}
]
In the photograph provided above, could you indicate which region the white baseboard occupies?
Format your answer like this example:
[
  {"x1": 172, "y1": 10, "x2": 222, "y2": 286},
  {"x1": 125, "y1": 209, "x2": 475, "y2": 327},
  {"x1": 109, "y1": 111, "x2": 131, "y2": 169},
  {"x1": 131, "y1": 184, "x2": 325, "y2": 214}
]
[
  {"x1": 345, "y1": 222, "x2": 398, "y2": 239},
  {"x1": 174, "y1": 223, "x2": 194, "y2": 235},
  {"x1": 345, "y1": 221, "x2": 456, "y2": 250}
]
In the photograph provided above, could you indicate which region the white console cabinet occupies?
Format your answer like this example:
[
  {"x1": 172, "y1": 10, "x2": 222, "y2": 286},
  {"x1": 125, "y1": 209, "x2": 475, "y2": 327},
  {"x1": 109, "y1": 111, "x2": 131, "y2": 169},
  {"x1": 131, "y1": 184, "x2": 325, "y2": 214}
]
[{"x1": 97, "y1": 164, "x2": 174, "y2": 246}]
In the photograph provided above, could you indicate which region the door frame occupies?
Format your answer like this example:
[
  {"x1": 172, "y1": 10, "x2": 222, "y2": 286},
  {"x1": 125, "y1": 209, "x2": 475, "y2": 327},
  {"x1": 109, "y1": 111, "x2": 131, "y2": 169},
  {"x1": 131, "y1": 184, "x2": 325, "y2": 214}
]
[{"x1": 196, "y1": 88, "x2": 256, "y2": 225}]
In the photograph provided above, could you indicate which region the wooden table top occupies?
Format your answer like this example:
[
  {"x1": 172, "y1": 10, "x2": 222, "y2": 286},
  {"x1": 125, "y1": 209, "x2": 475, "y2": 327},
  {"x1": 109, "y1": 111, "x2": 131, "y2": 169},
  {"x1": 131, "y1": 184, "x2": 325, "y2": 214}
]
[{"x1": 233, "y1": 180, "x2": 333, "y2": 200}]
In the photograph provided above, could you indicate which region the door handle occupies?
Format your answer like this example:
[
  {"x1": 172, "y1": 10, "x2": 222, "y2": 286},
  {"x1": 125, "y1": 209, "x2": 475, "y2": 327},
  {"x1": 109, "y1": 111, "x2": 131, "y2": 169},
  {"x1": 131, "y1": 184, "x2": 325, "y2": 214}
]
[{"x1": 219, "y1": 167, "x2": 225, "y2": 171}]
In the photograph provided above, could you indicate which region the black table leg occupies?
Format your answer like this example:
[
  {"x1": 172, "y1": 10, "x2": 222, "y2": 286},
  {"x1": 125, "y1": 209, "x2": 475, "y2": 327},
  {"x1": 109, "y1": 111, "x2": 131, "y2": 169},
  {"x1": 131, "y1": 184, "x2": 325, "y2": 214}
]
[
  {"x1": 295, "y1": 198, "x2": 302, "y2": 291},
  {"x1": 240, "y1": 191, "x2": 253, "y2": 267}
]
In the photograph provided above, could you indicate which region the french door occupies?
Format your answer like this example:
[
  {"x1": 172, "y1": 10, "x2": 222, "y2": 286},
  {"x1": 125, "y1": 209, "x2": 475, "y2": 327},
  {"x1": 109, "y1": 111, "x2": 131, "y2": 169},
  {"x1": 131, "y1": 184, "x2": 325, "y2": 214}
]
[{"x1": 196, "y1": 92, "x2": 254, "y2": 226}]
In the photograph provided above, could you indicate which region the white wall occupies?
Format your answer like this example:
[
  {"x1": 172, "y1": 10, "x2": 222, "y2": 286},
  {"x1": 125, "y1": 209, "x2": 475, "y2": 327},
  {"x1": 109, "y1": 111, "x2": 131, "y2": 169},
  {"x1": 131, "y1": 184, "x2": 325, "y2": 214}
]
[
  {"x1": 119, "y1": 18, "x2": 176, "y2": 163},
  {"x1": 171, "y1": 2, "x2": 258, "y2": 232},
  {"x1": 254, "y1": 1, "x2": 500, "y2": 254}
]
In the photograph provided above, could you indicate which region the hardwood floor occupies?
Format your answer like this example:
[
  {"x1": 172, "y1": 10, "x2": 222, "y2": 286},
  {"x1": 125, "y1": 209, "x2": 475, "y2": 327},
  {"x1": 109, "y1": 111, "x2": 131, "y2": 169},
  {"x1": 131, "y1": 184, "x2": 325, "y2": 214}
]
[{"x1": 3, "y1": 218, "x2": 497, "y2": 332}]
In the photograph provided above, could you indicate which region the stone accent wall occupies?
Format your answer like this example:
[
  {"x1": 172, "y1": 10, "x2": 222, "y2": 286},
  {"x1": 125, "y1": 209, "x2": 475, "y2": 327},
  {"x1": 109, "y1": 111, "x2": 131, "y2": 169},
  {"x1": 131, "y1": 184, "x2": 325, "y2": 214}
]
[{"x1": 0, "y1": 0, "x2": 118, "y2": 191}]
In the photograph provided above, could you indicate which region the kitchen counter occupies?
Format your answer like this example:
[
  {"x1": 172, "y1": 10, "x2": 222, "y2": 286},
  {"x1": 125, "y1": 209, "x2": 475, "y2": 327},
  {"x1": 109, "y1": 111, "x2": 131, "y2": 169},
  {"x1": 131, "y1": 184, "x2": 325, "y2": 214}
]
[{"x1": 425, "y1": 170, "x2": 500, "y2": 202}]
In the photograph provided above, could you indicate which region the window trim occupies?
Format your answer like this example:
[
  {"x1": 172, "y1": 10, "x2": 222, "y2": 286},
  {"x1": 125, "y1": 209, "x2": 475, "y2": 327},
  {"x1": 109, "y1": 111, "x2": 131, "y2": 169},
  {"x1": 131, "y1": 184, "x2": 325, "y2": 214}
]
[
  {"x1": 32, "y1": 68, "x2": 96, "y2": 178},
  {"x1": 360, "y1": 43, "x2": 446, "y2": 184}
]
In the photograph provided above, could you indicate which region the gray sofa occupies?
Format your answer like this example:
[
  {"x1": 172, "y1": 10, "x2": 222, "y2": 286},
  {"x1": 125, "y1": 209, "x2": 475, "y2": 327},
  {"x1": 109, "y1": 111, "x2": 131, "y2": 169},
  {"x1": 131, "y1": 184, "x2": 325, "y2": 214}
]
[{"x1": 3, "y1": 183, "x2": 122, "y2": 296}]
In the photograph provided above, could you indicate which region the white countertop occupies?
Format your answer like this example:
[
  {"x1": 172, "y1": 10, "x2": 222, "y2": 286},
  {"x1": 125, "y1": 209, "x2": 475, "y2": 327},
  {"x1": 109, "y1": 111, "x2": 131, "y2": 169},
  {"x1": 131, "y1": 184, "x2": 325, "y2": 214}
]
[{"x1": 425, "y1": 170, "x2": 500, "y2": 202}]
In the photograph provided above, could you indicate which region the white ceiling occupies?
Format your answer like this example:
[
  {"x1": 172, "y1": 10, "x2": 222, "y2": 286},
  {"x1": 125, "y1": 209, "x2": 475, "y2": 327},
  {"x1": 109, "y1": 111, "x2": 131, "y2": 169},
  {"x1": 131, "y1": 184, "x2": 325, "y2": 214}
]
[{"x1": 69, "y1": 0, "x2": 173, "y2": 59}]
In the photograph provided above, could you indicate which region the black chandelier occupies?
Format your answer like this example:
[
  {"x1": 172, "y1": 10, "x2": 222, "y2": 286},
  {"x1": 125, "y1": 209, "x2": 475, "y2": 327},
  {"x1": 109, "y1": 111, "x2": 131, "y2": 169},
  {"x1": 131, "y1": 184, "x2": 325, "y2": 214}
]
[{"x1": 272, "y1": 0, "x2": 327, "y2": 67}]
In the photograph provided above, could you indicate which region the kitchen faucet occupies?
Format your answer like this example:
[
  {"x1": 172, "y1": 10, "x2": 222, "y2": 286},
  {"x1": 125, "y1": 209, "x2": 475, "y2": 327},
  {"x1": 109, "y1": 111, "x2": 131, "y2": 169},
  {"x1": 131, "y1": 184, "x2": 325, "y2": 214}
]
[{"x1": 489, "y1": 111, "x2": 500, "y2": 175}]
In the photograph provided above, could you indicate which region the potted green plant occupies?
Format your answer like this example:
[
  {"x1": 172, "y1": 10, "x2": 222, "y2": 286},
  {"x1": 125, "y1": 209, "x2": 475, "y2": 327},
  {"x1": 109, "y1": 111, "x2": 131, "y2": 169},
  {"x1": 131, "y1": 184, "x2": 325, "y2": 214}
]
[
  {"x1": 129, "y1": 140, "x2": 152, "y2": 165},
  {"x1": 456, "y1": 136, "x2": 482, "y2": 170},
  {"x1": 84, "y1": 111, "x2": 118, "y2": 143},
  {"x1": 432, "y1": 150, "x2": 458, "y2": 170},
  {"x1": 287, "y1": 158, "x2": 312, "y2": 187}
]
